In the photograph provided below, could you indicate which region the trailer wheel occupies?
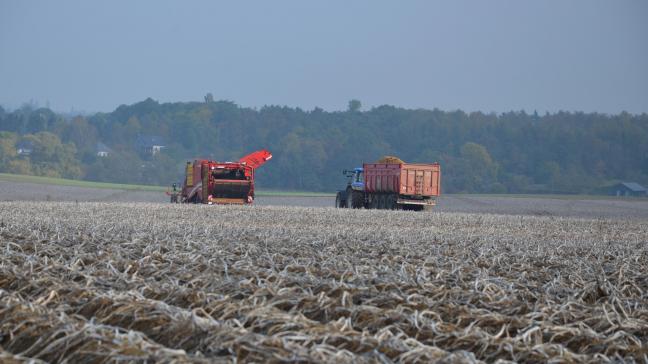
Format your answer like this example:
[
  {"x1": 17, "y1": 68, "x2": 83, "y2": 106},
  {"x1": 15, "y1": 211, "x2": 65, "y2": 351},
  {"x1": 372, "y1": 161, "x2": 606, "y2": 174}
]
[
  {"x1": 381, "y1": 195, "x2": 391, "y2": 210},
  {"x1": 368, "y1": 194, "x2": 377, "y2": 209},
  {"x1": 376, "y1": 195, "x2": 385, "y2": 210},
  {"x1": 374, "y1": 195, "x2": 382, "y2": 209},
  {"x1": 387, "y1": 195, "x2": 398, "y2": 210}
]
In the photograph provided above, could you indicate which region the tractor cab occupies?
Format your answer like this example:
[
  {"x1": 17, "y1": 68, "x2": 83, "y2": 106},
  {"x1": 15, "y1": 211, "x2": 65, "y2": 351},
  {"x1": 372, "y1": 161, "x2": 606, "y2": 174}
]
[
  {"x1": 336, "y1": 167, "x2": 365, "y2": 208},
  {"x1": 344, "y1": 167, "x2": 364, "y2": 191}
]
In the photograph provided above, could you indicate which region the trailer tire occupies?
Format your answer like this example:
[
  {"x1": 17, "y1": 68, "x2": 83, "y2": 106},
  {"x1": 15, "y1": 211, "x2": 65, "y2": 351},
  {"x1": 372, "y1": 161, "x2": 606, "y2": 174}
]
[
  {"x1": 387, "y1": 195, "x2": 398, "y2": 210},
  {"x1": 378, "y1": 195, "x2": 386, "y2": 209},
  {"x1": 368, "y1": 194, "x2": 377, "y2": 209},
  {"x1": 375, "y1": 195, "x2": 382, "y2": 209}
]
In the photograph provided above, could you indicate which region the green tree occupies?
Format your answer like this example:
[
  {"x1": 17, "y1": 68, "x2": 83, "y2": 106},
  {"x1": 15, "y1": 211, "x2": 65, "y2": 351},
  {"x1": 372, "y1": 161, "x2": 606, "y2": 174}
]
[
  {"x1": 2, "y1": 98, "x2": 648, "y2": 193},
  {"x1": 6, "y1": 159, "x2": 32, "y2": 175},
  {"x1": 539, "y1": 161, "x2": 561, "y2": 193},
  {"x1": 63, "y1": 116, "x2": 98, "y2": 158},
  {"x1": 0, "y1": 131, "x2": 18, "y2": 169},
  {"x1": 457, "y1": 142, "x2": 498, "y2": 192},
  {"x1": 348, "y1": 99, "x2": 362, "y2": 112},
  {"x1": 24, "y1": 132, "x2": 82, "y2": 178}
]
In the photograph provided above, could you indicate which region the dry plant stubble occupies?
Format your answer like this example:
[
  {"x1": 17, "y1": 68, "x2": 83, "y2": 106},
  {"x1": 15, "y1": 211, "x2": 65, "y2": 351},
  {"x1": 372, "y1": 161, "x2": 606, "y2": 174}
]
[{"x1": 0, "y1": 202, "x2": 646, "y2": 363}]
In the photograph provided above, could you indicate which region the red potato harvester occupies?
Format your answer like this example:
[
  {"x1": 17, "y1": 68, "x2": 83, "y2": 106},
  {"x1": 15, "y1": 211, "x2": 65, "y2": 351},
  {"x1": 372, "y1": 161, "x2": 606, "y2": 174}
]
[{"x1": 172, "y1": 149, "x2": 272, "y2": 204}]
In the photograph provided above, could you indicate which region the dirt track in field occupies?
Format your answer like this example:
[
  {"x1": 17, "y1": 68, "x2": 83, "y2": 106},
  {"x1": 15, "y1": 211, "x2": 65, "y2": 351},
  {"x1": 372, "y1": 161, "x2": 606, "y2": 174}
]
[{"x1": 2, "y1": 180, "x2": 648, "y2": 219}]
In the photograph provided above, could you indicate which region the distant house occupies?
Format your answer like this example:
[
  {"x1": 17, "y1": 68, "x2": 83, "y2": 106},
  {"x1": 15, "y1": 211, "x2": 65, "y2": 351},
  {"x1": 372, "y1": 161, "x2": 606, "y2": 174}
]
[
  {"x1": 136, "y1": 135, "x2": 166, "y2": 156},
  {"x1": 610, "y1": 182, "x2": 647, "y2": 197},
  {"x1": 96, "y1": 142, "x2": 111, "y2": 157},
  {"x1": 16, "y1": 140, "x2": 34, "y2": 156}
]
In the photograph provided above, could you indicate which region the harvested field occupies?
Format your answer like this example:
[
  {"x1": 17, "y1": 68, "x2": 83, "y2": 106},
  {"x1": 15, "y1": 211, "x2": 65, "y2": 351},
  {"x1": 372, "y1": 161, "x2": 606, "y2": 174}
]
[
  {"x1": 435, "y1": 195, "x2": 648, "y2": 220},
  {"x1": 0, "y1": 180, "x2": 164, "y2": 203},
  {"x1": 1, "y1": 202, "x2": 647, "y2": 363},
  {"x1": 3, "y1": 179, "x2": 648, "y2": 219}
]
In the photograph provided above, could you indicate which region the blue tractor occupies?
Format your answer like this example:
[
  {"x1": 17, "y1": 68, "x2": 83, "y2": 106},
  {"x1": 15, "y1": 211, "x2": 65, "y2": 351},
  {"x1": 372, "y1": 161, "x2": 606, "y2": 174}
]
[{"x1": 335, "y1": 167, "x2": 366, "y2": 208}]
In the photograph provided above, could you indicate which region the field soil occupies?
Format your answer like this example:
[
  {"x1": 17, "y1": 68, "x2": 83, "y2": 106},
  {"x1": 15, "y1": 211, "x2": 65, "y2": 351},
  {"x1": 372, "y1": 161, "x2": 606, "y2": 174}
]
[
  {"x1": 0, "y1": 202, "x2": 646, "y2": 362},
  {"x1": 0, "y1": 180, "x2": 164, "y2": 203},
  {"x1": 435, "y1": 194, "x2": 648, "y2": 219},
  {"x1": 2, "y1": 179, "x2": 648, "y2": 219}
]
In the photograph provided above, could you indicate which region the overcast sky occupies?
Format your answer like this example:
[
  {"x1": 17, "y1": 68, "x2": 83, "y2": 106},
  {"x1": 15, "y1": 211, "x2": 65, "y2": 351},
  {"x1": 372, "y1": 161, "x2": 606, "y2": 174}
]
[{"x1": 1, "y1": 1, "x2": 646, "y2": 114}]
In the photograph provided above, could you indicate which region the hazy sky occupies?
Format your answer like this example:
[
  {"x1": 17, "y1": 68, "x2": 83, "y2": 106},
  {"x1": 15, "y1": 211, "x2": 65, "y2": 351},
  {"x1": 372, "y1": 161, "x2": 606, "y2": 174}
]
[{"x1": 1, "y1": 1, "x2": 647, "y2": 114}]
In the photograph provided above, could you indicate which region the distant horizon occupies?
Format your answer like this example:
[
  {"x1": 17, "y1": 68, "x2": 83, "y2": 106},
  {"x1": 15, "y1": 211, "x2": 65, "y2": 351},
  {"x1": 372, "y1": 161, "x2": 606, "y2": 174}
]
[{"x1": 2, "y1": 97, "x2": 647, "y2": 117}]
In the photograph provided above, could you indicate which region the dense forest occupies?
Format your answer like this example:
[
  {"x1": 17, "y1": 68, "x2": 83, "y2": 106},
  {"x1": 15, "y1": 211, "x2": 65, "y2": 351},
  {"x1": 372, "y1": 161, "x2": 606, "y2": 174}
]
[{"x1": 1, "y1": 98, "x2": 647, "y2": 194}]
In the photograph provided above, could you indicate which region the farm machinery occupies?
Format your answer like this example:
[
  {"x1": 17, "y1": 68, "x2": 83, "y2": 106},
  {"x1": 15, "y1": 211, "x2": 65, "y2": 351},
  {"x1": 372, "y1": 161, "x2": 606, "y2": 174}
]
[
  {"x1": 335, "y1": 157, "x2": 441, "y2": 211},
  {"x1": 171, "y1": 149, "x2": 272, "y2": 204}
]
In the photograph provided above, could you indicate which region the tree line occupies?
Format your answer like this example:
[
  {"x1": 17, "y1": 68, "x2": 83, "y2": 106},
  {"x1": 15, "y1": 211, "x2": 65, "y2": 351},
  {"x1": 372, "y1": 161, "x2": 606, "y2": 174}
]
[{"x1": 1, "y1": 98, "x2": 647, "y2": 194}]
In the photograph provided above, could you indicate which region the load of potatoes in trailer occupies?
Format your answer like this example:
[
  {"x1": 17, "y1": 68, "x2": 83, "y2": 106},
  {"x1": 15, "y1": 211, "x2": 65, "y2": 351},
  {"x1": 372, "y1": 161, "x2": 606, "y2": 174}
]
[{"x1": 376, "y1": 155, "x2": 405, "y2": 164}]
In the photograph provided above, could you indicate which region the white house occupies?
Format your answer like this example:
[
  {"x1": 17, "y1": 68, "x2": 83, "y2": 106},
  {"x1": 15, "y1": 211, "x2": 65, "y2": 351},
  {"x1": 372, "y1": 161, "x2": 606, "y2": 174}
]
[
  {"x1": 16, "y1": 140, "x2": 33, "y2": 156},
  {"x1": 96, "y1": 142, "x2": 111, "y2": 157},
  {"x1": 136, "y1": 135, "x2": 166, "y2": 156}
]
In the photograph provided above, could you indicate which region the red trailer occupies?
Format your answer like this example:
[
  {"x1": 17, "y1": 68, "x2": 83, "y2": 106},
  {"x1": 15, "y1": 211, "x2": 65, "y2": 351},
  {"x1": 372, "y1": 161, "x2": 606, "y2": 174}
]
[
  {"x1": 336, "y1": 161, "x2": 441, "y2": 211},
  {"x1": 364, "y1": 163, "x2": 441, "y2": 210},
  {"x1": 178, "y1": 149, "x2": 272, "y2": 204}
]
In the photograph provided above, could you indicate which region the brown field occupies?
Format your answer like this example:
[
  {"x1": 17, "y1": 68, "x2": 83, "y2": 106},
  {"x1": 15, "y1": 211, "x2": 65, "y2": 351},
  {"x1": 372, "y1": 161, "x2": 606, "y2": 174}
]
[{"x1": 0, "y1": 202, "x2": 646, "y2": 363}]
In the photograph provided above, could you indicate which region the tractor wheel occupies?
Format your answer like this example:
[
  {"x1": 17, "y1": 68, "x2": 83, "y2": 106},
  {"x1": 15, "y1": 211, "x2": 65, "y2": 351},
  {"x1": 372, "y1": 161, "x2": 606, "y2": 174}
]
[
  {"x1": 335, "y1": 192, "x2": 345, "y2": 208},
  {"x1": 346, "y1": 188, "x2": 354, "y2": 208},
  {"x1": 351, "y1": 191, "x2": 364, "y2": 209}
]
